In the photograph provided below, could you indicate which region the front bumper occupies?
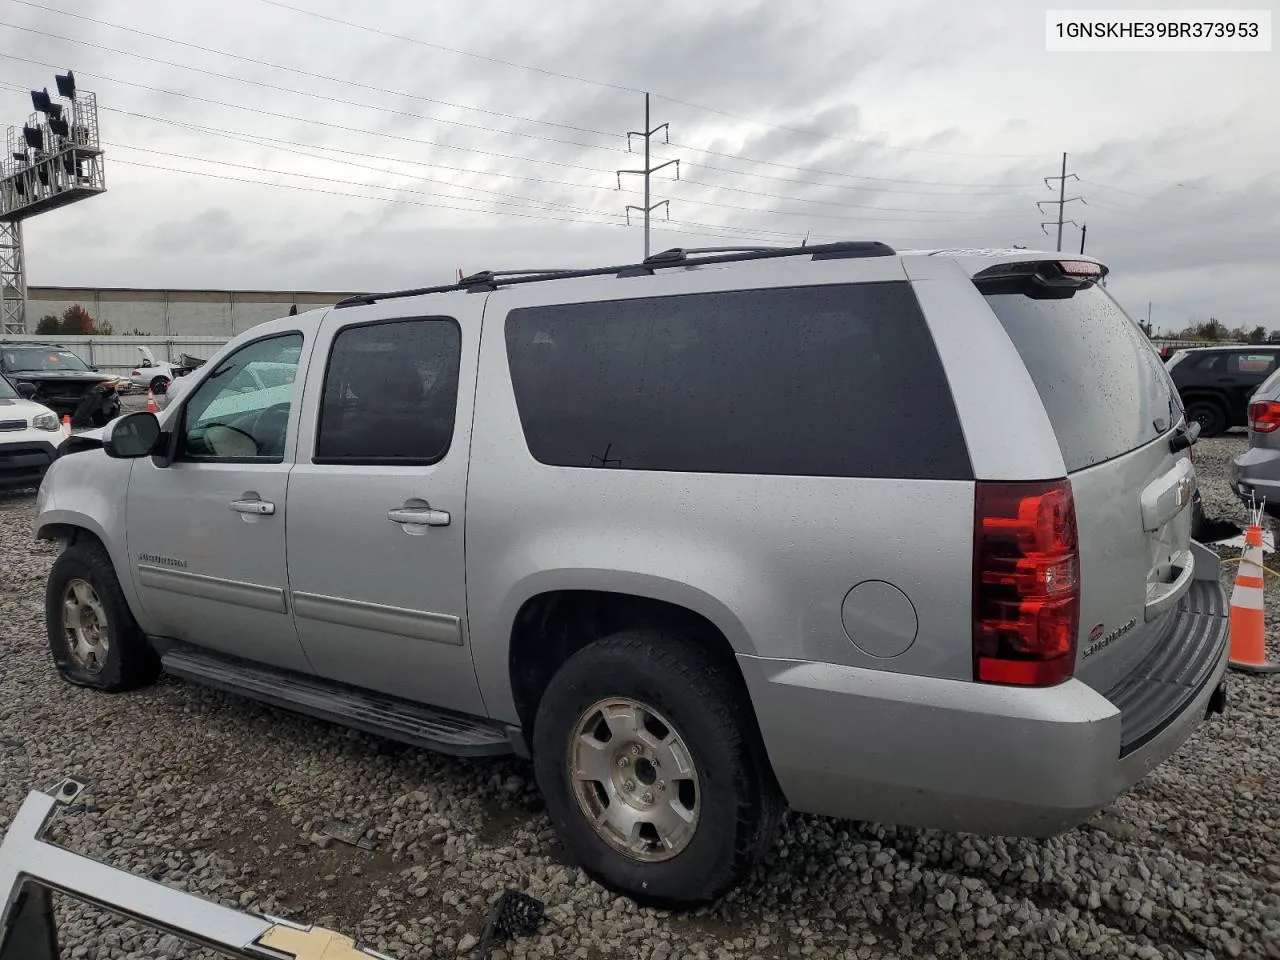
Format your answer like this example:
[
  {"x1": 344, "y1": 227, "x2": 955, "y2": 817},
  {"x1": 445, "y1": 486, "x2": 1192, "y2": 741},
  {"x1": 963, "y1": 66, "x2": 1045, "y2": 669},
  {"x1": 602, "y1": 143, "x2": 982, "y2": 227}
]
[
  {"x1": 1232, "y1": 445, "x2": 1280, "y2": 508},
  {"x1": 0, "y1": 438, "x2": 59, "y2": 489},
  {"x1": 740, "y1": 580, "x2": 1229, "y2": 837}
]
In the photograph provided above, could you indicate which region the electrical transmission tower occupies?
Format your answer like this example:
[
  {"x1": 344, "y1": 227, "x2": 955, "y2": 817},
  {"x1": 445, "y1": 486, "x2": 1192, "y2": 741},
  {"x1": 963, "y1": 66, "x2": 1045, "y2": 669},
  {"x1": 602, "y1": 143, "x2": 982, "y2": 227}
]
[
  {"x1": 1037, "y1": 152, "x2": 1085, "y2": 253},
  {"x1": 0, "y1": 70, "x2": 107, "y2": 334},
  {"x1": 616, "y1": 93, "x2": 679, "y2": 258}
]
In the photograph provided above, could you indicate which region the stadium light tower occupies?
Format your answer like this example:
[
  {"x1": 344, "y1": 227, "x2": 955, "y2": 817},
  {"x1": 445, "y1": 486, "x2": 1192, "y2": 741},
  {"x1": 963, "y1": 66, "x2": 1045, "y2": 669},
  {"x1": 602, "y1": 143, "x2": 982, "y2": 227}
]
[{"x1": 0, "y1": 70, "x2": 106, "y2": 334}]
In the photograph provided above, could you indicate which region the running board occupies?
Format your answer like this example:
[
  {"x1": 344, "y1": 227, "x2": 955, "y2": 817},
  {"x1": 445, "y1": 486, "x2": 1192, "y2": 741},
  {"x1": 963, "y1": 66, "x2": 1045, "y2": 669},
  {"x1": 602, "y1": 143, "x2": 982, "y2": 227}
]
[{"x1": 160, "y1": 646, "x2": 512, "y2": 757}]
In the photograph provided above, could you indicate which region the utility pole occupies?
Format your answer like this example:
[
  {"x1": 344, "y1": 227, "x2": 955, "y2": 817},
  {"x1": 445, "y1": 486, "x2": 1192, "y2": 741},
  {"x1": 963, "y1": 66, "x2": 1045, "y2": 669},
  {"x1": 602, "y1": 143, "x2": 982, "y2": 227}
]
[
  {"x1": 617, "y1": 93, "x2": 680, "y2": 258},
  {"x1": 1038, "y1": 152, "x2": 1085, "y2": 252}
]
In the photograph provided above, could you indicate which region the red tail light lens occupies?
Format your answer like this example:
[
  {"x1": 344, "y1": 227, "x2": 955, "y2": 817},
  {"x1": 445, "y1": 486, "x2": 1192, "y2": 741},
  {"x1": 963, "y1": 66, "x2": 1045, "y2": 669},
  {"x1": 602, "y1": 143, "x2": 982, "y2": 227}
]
[
  {"x1": 973, "y1": 480, "x2": 1080, "y2": 687},
  {"x1": 1248, "y1": 401, "x2": 1280, "y2": 433},
  {"x1": 130, "y1": 370, "x2": 141, "y2": 377}
]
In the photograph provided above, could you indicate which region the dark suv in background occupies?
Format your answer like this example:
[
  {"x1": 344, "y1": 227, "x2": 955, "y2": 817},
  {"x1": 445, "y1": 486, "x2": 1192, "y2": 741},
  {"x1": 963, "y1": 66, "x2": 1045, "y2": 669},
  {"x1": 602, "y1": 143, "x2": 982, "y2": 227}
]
[
  {"x1": 0, "y1": 343, "x2": 125, "y2": 427},
  {"x1": 1166, "y1": 346, "x2": 1280, "y2": 437}
]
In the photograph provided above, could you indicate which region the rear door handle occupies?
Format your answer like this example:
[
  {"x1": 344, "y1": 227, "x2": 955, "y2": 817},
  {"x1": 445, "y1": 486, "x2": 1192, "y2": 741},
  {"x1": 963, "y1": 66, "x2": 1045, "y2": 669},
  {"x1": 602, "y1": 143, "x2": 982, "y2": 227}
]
[
  {"x1": 387, "y1": 507, "x2": 451, "y2": 527},
  {"x1": 229, "y1": 498, "x2": 275, "y2": 516}
]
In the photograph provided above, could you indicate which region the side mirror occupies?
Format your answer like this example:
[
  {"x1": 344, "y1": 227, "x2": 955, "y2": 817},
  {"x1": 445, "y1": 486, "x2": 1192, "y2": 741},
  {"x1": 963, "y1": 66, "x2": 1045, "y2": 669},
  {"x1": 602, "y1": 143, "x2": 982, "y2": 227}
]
[
  {"x1": 16, "y1": 382, "x2": 35, "y2": 399},
  {"x1": 102, "y1": 412, "x2": 161, "y2": 459}
]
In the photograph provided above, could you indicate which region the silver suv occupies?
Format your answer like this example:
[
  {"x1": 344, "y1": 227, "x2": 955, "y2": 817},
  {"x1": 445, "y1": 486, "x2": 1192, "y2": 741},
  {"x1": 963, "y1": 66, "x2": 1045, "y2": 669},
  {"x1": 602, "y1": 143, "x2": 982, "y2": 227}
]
[{"x1": 34, "y1": 243, "x2": 1230, "y2": 905}]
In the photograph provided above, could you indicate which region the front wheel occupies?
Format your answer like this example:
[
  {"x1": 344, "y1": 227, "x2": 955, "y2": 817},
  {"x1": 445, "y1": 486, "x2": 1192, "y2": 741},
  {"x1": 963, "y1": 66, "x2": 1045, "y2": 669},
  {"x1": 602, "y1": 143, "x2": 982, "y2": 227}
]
[
  {"x1": 532, "y1": 630, "x2": 783, "y2": 906},
  {"x1": 45, "y1": 539, "x2": 159, "y2": 691},
  {"x1": 1185, "y1": 400, "x2": 1227, "y2": 438}
]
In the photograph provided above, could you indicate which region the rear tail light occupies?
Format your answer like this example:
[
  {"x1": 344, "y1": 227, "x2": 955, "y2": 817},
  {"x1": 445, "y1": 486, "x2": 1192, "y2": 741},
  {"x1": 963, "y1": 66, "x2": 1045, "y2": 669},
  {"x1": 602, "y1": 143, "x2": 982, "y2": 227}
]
[
  {"x1": 1248, "y1": 401, "x2": 1280, "y2": 433},
  {"x1": 973, "y1": 480, "x2": 1080, "y2": 687},
  {"x1": 130, "y1": 370, "x2": 141, "y2": 377}
]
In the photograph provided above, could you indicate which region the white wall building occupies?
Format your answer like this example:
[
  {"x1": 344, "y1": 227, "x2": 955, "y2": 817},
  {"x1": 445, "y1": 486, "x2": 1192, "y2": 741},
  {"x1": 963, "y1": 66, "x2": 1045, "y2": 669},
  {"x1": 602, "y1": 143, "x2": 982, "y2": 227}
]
[{"x1": 28, "y1": 286, "x2": 361, "y2": 337}]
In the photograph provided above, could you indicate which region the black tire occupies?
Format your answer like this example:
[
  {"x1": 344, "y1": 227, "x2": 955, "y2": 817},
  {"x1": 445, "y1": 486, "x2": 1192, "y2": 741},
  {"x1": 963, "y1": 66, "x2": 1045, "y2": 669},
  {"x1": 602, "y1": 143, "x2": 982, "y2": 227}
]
[
  {"x1": 90, "y1": 398, "x2": 121, "y2": 428},
  {"x1": 149, "y1": 376, "x2": 170, "y2": 395},
  {"x1": 45, "y1": 538, "x2": 159, "y2": 692},
  {"x1": 1185, "y1": 400, "x2": 1227, "y2": 438},
  {"x1": 532, "y1": 630, "x2": 783, "y2": 906}
]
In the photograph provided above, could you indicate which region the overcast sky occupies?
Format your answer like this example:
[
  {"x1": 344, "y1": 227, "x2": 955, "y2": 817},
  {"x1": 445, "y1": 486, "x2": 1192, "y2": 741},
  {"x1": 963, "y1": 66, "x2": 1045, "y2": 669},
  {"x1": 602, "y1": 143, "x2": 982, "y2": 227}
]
[{"x1": 1, "y1": 0, "x2": 1276, "y2": 331}]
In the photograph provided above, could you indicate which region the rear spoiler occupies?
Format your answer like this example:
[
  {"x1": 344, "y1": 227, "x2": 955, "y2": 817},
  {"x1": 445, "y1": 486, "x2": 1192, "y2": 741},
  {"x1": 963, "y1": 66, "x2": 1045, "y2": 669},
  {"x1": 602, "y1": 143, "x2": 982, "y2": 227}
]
[{"x1": 0, "y1": 779, "x2": 396, "y2": 959}]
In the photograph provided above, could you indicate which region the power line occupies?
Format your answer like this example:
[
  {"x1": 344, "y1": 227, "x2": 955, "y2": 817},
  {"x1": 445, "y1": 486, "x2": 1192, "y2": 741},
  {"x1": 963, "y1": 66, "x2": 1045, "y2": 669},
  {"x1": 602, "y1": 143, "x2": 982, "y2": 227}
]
[
  {"x1": 0, "y1": 66, "x2": 1031, "y2": 222},
  {"x1": 247, "y1": 0, "x2": 1044, "y2": 160},
  {"x1": 0, "y1": 1, "x2": 1056, "y2": 190},
  {"x1": 0, "y1": 24, "x2": 632, "y2": 156},
  {"x1": 0, "y1": 45, "x2": 1039, "y2": 210}
]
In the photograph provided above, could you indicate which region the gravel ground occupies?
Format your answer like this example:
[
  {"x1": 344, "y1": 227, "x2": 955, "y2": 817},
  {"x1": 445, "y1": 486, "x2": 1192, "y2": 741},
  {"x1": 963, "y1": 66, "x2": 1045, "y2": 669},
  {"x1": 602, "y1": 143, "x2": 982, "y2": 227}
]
[{"x1": 1, "y1": 435, "x2": 1277, "y2": 960}]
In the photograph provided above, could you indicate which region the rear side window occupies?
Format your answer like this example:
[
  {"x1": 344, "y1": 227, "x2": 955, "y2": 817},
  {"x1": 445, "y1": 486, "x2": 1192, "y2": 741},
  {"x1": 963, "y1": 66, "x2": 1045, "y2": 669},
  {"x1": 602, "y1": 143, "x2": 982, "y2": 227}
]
[
  {"x1": 1191, "y1": 353, "x2": 1223, "y2": 371},
  {"x1": 982, "y1": 285, "x2": 1176, "y2": 473},
  {"x1": 1229, "y1": 352, "x2": 1278, "y2": 376},
  {"x1": 315, "y1": 317, "x2": 461, "y2": 464},
  {"x1": 505, "y1": 282, "x2": 972, "y2": 479}
]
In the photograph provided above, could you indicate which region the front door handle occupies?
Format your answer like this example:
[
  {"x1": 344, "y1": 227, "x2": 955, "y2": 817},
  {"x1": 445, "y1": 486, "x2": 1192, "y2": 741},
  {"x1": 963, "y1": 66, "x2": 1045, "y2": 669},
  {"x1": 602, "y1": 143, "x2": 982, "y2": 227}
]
[
  {"x1": 230, "y1": 498, "x2": 275, "y2": 516},
  {"x1": 387, "y1": 507, "x2": 450, "y2": 527}
]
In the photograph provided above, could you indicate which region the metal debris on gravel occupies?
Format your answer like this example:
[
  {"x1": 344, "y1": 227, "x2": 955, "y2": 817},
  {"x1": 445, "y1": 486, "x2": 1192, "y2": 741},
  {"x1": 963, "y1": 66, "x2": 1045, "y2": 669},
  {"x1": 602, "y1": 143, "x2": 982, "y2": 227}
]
[{"x1": 1, "y1": 434, "x2": 1277, "y2": 959}]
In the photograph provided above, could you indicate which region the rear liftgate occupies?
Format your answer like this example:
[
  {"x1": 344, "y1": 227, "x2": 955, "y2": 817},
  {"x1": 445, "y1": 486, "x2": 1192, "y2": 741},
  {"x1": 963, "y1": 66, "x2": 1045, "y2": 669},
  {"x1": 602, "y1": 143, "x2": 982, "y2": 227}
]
[{"x1": 0, "y1": 779, "x2": 395, "y2": 960}]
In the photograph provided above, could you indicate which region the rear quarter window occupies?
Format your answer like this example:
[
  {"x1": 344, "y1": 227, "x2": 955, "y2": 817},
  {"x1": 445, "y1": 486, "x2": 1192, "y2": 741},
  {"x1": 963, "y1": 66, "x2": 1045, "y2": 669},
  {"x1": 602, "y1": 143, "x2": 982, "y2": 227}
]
[
  {"x1": 504, "y1": 282, "x2": 973, "y2": 479},
  {"x1": 982, "y1": 285, "x2": 1176, "y2": 473}
]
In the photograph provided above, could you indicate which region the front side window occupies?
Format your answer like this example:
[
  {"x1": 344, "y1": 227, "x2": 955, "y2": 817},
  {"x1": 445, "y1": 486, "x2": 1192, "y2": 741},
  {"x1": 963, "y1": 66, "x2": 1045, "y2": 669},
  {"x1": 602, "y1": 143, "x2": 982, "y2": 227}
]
[
  {"x1": 180, "y1": 334, "x2": 303, "y2": 461},
  {"x1": 0, "y1": 374, "x2": 18, "y2": 400},
  {"x1": 315, "y1": 317, "x2": 461, "y2": 465}
]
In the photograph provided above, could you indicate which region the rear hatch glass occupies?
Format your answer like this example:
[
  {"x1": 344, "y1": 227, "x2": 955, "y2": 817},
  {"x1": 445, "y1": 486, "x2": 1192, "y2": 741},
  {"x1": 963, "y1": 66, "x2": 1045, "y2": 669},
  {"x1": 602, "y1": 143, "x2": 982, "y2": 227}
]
[
  {"x1": 981, "y1": 278, "x2": 1193, "y2": 694},
  {"x1": 981, "y1": 285, "x2": 1177, "y2": 472}
]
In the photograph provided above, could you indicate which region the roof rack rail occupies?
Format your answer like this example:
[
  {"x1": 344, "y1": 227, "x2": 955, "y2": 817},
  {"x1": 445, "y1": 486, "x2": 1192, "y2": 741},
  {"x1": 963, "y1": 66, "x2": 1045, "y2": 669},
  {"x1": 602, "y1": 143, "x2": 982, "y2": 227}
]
[{"x1": 335, "y1": 240, "x2": 896, "y2": 308}]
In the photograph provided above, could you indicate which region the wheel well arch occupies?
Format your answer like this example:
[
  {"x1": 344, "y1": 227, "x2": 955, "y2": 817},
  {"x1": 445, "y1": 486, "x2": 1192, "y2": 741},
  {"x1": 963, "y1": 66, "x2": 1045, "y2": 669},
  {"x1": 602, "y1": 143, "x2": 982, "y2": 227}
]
[
  {"x1": 507, "y1": 590, "x2": 749, "y2": 736},
  {"x1": 36, "y1": 521, "x2": 106, "y2": 550}
]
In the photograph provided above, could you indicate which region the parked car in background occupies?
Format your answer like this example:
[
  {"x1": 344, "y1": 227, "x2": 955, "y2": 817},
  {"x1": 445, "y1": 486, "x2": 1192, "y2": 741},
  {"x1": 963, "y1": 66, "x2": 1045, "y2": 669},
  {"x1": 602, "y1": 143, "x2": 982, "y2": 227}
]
[
  {"x1": 1232, "y1": 365, "x2": 1280, "y2": 514},
  {"x1": 1165, "y1": 345, "x2": 1280, "y2": 437},
  {"x1": 33, "y1": 245, "x2": 1228, "y2": 905},
  {"x1": 0, "y1": 343, "x2": 125, "y2": 427},
  {"x1": 127, "y1": 346, "x2": 183, "y2": 395},
  {"x1": 0, "y1": 372, "x2": 63, "y2": 489}
]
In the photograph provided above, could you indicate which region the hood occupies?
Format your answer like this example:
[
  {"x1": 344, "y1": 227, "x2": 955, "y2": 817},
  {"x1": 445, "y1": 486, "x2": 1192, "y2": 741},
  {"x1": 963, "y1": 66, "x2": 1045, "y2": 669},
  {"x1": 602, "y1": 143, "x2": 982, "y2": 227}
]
[
  {"x1": 8, "y1": 369, "x2": 117, "y2": 383},
  {"x1": 0, "y1": 395, "x2": 58, "y2": 423}
]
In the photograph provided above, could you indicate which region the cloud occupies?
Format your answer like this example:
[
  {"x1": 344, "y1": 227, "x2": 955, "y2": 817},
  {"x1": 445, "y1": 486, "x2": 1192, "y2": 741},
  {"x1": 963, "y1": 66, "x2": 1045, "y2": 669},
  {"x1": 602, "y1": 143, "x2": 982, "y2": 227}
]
[{"x1": 0, "y1": 0, "x2": 1273, "y2": 330}]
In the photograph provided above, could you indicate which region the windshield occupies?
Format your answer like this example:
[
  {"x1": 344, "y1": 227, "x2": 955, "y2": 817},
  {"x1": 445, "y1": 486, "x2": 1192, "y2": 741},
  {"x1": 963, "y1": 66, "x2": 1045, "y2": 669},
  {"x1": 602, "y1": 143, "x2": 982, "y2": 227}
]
[
  {"x1": 2, "y1": 347, "x2": 91, "y2": 372},
  {"x1": 0, "y1": 374, "x2": 18, "y2": 400},
  {"x1": 982, "y1": 283, "x2": 1178, "y2": 473}
]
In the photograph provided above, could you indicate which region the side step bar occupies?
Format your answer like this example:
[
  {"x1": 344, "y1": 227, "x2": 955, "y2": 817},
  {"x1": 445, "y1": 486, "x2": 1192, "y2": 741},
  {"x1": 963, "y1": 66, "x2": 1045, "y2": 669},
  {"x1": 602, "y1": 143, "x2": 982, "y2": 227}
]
[{"x1": 160, "y1": 646, "x2": 513, "y2": 758}]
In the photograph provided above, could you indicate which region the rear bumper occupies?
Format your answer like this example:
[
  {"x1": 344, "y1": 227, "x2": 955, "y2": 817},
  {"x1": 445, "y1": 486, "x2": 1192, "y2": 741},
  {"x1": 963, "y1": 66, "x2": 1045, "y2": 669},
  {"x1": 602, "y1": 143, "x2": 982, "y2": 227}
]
[
  {"x1": 1232, "y1": 445, "x2": 1280, "y2": 507},
  {"x1": 740, "y1": 582, "x2": 1229, "y2": 837},
  {"x1": 0, "y1": 440, "x2": 58, "y2": 489}
]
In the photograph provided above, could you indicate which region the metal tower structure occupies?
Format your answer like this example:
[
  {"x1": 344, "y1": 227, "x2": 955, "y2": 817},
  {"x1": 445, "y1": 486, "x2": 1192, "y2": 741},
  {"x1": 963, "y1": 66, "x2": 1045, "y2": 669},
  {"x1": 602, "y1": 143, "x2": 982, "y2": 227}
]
[{"x1": 0, "y1": 71, "x2": 106, "y2": 334}]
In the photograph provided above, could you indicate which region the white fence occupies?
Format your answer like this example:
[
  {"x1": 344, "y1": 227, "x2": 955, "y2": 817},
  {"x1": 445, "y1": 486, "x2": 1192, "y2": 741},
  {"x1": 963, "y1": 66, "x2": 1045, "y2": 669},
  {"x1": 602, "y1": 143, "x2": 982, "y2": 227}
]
[{"x1": 0, "y1": 335, "x2": 231, "y2": 376}]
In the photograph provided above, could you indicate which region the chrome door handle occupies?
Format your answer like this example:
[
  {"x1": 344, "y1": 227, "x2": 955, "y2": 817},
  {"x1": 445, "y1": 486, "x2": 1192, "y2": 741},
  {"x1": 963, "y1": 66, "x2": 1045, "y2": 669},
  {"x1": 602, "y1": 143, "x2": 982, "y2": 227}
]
[
  {"x1": 229, "y1": 498, "x2": 275, "y2": 516},
  {"x1": 387, "y1": 507, "x2": 450, "y2": 527}
]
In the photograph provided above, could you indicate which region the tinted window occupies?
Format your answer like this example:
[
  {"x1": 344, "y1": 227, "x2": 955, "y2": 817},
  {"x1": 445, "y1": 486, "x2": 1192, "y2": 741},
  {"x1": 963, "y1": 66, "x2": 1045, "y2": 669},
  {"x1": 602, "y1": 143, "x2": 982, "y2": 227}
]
[
  {"x1": 2, "y1": 348, "x2": 90, "y2": 372},
  {"x1": 181, "y1": 334, "x2": 302, "y2": 461},
  {"x1": 505, "y1": 283, "x2": 971, "y2": 479},
  {"x1": 315, "y1": 317, "x2": 461, "y2": 464},
  {"x1": 0, "y1": 375, "x2": 17, "y2": 400},
  {"x1": 1191, "y1": 353, "x2": 1223, "y2": 371},
  {"x1": 982, "y1": 285, "x2": 1176, "y2": 473},
  {"x1": 1229, "y1": 352, "x2": 1278, "y2": 376}
]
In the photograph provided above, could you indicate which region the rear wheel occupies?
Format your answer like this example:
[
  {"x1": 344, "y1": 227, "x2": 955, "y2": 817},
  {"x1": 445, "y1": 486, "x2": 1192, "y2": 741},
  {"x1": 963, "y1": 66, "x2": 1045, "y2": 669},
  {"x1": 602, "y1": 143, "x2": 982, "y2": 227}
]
[
  {"x1": 1185, "y1": 400, "x2": 1227, "y2": 438},
  {"x1": 532, "y1": 630, "x2": 783, "y2": 906},
  {"x1": 149, "y1": 375, "x2": 170, "y2": 395},
  {"x1": 46, "y1": 539, "x2": 159, "y2": 691}
]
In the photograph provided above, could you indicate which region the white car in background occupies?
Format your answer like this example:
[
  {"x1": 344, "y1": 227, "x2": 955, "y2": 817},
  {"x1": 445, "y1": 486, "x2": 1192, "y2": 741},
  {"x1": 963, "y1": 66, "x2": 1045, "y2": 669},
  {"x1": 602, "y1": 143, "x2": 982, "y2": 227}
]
[
  {"x1": 0, "y1": 373, "x2": 63, "y2": 490},
  {"x1": 127, "y1": 346, "x2": 184, "y2": 395}
]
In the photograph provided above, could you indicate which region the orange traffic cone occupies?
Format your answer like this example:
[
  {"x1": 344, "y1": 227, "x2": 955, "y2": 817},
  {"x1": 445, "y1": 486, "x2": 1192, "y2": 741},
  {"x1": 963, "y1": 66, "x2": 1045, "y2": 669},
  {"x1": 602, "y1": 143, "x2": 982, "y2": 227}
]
[
  {"x1": 61, "y1": 414, "x2": 71, "y2": 437},
  {"x1": 1228, "y1": 510, "x2": 1280, "y2": 674},
  {"x1": 145, "y1": 388, "x2": 158, "y2": 413}
]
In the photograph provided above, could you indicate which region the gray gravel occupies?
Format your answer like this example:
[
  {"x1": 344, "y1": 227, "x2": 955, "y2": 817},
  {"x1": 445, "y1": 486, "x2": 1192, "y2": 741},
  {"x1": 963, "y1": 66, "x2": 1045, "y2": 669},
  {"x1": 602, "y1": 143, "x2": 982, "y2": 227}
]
[{"x1": 1, "y1": 436, "x2": 1277, "y2": 959}]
